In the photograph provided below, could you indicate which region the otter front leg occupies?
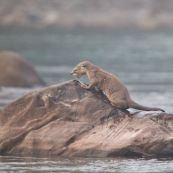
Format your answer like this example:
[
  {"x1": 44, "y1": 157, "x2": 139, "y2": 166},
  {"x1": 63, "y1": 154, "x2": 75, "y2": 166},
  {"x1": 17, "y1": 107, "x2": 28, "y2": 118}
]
[{"x1": 80, "y1": 81, "x2": 97, "y2": 90}]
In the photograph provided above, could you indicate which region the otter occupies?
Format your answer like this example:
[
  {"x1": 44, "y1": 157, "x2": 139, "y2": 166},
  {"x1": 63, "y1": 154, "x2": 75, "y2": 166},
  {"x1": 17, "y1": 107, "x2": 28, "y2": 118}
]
[{"x1": 71, "y1": 61, "x2": 165, "y2": 112}]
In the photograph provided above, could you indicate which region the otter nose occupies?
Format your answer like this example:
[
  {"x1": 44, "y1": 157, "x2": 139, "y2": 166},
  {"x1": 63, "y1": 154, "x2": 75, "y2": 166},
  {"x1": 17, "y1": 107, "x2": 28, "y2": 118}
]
[{"x1": 71, "y1": 71, "x2": 74, "y2": 75}]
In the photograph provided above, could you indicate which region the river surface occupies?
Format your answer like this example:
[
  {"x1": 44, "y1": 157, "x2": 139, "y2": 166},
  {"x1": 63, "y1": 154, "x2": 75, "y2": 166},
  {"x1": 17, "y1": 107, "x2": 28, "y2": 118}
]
[
  {"x1": 1, "y1": 156, "x2": 173, "y2": 173},
  {"x1": 0, "y1": 28, "x2": 173, "y2": 172}
]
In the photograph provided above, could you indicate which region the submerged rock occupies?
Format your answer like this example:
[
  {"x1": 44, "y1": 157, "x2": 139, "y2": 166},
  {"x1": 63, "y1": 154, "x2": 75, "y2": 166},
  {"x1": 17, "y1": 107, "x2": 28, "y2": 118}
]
[
  {"x1": 0, "y1": 80, "x2": 173, "y2": 158},
  {"x1": 0, "y1": 51, "x2": 45, "y2": 87}
]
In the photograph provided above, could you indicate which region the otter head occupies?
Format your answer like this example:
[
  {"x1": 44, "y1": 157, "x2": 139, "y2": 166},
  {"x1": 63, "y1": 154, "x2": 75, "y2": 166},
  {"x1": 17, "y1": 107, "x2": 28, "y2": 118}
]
[{"x1": 71, "y1": 61, "x2": 90, "y2": 78}]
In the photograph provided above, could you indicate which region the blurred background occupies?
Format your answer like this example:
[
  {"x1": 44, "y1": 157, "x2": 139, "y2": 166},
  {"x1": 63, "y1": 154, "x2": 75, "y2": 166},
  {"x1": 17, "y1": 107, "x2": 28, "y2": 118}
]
[{"x1": 0, "y1": 0, "x2": 173, "y2": 112}]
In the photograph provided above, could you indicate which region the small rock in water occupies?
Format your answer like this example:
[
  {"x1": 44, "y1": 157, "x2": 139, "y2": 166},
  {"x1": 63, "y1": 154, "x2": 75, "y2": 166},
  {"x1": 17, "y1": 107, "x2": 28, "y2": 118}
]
[{"x1": 0, "y1": 51, "x2": 45, "y2": 87}]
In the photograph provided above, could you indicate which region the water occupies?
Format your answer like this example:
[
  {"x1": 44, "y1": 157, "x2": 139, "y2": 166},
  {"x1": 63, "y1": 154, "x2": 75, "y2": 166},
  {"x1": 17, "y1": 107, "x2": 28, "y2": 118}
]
[
  {"x1": 0, "y1": 156, "x2": 173, "y2": 173},
  {"x1": 0, "y1": 29, "x2": 173, "y2": 112},
  {"x1": 0, "y1": 28, "x2": 173, "y2": 172}
]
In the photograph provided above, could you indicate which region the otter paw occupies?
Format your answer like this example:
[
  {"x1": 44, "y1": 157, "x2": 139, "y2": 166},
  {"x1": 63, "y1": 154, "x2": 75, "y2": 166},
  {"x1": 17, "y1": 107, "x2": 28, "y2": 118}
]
[{"x1": 80, "y1": 83, "x2": 89, "y2": 89}]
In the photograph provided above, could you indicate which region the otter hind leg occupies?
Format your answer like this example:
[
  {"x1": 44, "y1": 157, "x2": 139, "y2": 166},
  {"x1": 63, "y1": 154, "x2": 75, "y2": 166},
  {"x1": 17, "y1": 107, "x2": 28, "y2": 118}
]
[{"x1": 111, "y1": 99, "x2": 129, "y2": 110}]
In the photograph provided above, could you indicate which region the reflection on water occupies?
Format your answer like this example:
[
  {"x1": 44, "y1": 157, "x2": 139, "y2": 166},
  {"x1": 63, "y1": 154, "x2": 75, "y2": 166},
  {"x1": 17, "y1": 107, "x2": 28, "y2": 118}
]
[{"x1": 0, "y1": 156, "x2": 173, "y2": 173}]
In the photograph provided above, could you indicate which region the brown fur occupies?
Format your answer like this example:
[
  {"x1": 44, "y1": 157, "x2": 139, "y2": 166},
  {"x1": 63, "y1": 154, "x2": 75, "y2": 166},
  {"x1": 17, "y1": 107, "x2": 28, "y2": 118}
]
[{"x1": 71, "y1": 61, "x2": 165, "y2": 112}]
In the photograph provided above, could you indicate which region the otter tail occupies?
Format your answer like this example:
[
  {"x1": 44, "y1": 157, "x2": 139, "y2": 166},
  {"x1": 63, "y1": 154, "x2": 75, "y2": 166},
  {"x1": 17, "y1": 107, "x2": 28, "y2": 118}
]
[{"x1": 127, "y1": 98, "x2": 165, "y2": 112}]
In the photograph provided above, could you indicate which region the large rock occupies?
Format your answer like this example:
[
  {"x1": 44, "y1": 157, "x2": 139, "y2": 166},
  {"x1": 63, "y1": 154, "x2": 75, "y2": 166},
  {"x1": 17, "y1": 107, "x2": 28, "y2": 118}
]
[
  {"x1": 0, "y1": 51, "x2": 45, "y2": 87},
  {"x1": 0, "y1": 80, "x2": 173, "y2": 158}
]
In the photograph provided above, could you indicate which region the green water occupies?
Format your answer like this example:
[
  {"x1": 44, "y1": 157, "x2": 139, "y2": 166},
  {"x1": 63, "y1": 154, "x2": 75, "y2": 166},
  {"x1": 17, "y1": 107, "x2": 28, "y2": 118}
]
[{"x1": 0, "y1": 29, "x2": 173, "y2": 111}]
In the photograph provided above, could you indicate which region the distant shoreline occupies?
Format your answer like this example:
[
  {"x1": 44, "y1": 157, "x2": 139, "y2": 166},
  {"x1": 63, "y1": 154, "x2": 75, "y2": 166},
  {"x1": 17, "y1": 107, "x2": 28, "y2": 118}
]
[
  {"x1": 1, "y1": 0, "x2": 173, "y2": 31},
  {"x1": 1, "y1": 25, "x2": 173, "y2": 34}
]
